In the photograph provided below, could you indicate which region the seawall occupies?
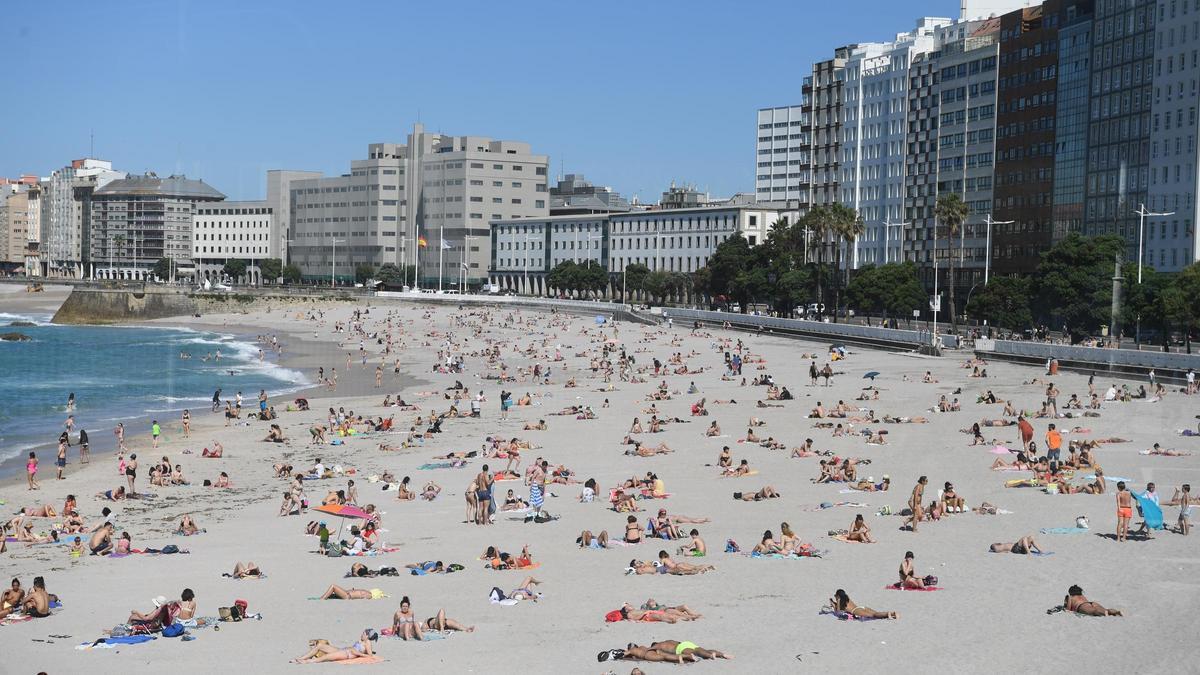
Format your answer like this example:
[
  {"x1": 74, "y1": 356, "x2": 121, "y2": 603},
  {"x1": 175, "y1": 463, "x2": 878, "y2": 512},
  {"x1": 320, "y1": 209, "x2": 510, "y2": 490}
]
[{"x1": 50, "y1": 287, "x2": 359, "y2": 324}]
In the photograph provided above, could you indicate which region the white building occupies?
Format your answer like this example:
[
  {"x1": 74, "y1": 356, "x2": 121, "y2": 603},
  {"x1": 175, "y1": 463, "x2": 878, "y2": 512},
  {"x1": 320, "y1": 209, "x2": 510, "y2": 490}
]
[
  {"x1": 1146, "y1": 0, "x2": 1199, "y2": 271},
  {"x1": 755, "y1": 105, "x2": 809, "y2": 204},
  {"x1": 41, "y1": 159, "x2": 125, "y2": 278},
  {"x1": 841, "y1": 19, "x2": 948, "y2": 268},
  {"x1": 289, "y1": 123, "x2": 549, "y2": 288},
  {"x1": 192, "y1": 201, "x2": 274, "y2": 284}
]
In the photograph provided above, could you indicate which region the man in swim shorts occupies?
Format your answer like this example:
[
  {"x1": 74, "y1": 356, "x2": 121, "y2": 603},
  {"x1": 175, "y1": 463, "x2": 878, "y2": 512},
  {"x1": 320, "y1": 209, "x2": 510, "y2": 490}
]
[{"x1": 1115, "y1": 481, "x2": 1133, "y2": 542}]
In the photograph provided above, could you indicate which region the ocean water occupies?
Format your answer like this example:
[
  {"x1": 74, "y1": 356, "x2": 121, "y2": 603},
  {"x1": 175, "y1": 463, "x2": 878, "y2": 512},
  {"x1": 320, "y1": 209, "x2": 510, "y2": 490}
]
[{"x1": 0, "y1": 310, "x2": 308, "y2": 473}]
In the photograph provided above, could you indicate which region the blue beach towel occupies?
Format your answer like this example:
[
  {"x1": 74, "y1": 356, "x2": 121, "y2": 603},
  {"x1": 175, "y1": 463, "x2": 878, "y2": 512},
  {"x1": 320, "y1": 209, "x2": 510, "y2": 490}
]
[
  {"x1": 1040, "y1": 527, "x2": 1090, "y2": 535},
  {"x1": 1134, "y1": 492, "x2": 1164, "y2": 530}
]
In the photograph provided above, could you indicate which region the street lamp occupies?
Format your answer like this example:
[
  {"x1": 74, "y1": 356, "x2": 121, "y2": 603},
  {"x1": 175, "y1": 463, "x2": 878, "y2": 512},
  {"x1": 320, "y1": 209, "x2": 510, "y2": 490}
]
[
  {"x1": 981, "y1": 214, "x2": 1014, "y2": 285},
  {"x1": 328, "y1": 236, "x2": 345, "y2": 288},
  {"x1": 1133, "y1": 203, "x2": 1174, "y2": 283},
  {"x1": 882, "y1": 218, "x2": 908, "y2": 265}
]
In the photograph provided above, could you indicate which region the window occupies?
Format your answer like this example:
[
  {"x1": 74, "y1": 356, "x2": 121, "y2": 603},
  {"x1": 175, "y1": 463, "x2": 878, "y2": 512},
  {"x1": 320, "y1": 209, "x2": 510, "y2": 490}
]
[{"x1": 470, "y1": 162, "x2": 484, "y2": 169}]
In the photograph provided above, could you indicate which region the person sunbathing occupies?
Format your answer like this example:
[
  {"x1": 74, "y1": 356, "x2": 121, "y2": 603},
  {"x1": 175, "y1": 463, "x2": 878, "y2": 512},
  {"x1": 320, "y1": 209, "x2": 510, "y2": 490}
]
[
  {"x1": 506, "y1": 576, "x2": 542, "y2": 601},
  {"x1": 845, "y1": 514, "x2": 874, "y2": 542},
  {"x1": 318, "y1": 584, "x2": 385, "y2": 600},
  {"x1": 578, "y1": 529, "x2": 610, "y2": 549},
  {"x1": 657, "y1": 550, "x2": 713, "y2": 574},
  {"x1": 405, "y1": 561, "x2": 445, "y2": 574},
  {"x1": 291, "y1": 630, "x2": 378, "y2": 663},
  {"x1": 864, "y1": 429, "x2": 889, "y2": 445},
  {"x1": 127, "y1": 596, "x2": 180, "y2": 628},
  {"x1": 523, "y1": 420, "x2": 547, "y2": 431},
  {"x1": 829, "y1": 589, "x2": 896, "y2": 619},
  {"x1": 850, "y1": 476, "x2": 890, "y2": 491},
  {"x1": 1062, "y1": 584, "x2": 1122, "y2": 616},
  {"x1": 613, "y1": 491, "x2": 639, "y2": 513},
  {"x1": 751, "y1": 530, "x2": 784, "y2": 554},
  {"x1": 940, "y1": 482, "x2": 965, "y2": 512},
  {"x1": 705, "y1": 421, "x2": 721, "y2": 437},
  {"x1": 991, "y1": 452, "x2": 1032, "y2": 471},
  {"x1": 178, "y1": 514, "x2": 202, "y2": 535},
  {"x1": 619, "y1": 604, "x2": 684, "y2": 623},
  {"x1": 226, "y1": 561, "x2": 262, "y2": 578},
  {"x1": 721, "y1": 459, "x2": 751, "y2": 477},
  {"x1": 202, "y1": 442, "x2": 224, "y2": 458},
  {"x1": 627, "y1": 442, "x2": 672, "y2": 457},
  {"x1": 16, "y1": 505, "x2": 56, "y2": 518},
  {"x1": 422, "y1": 608, "x2": 474, "y2": 632},
  {"x1": 735, "y1": 486, "x2": 780, "y2": 501},
  {"x1": 97, "y1": 486, "x2": 126, "y2": 501},
  {"x1": 1141, "y1": 443, "x2": 1191, "y2": 456},
  {"x1": 635, "y1": 601, "x2": 702, "y2": 621},
  {"x1": 989, "y1": 535, "x2": 1042, "y2": 554},
  {"x1": 898, "y1": 551, "x2": 924, "y2": 589}
]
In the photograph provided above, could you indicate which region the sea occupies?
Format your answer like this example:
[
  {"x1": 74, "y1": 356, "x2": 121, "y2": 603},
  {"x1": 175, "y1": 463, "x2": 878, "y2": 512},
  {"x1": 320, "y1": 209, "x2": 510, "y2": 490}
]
[{"x1": 0, "y1": 309, "x2": 308, "y2": 478}]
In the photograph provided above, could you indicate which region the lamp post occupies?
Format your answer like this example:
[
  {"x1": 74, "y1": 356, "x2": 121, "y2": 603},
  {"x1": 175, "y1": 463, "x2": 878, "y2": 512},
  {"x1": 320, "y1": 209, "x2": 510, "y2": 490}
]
[
  {"x1": 328, "y1": 236, "x2": 345, "y2": 288},
  {"x1": 1133, "y1": 203, "x2": 1174, "y2": 284},
  {"x1": 981, "y1": 214, "x2": 1013, "y2": 285},
  {"x1": 882, "y1": 218, "x2": 908, "y2": 265}
]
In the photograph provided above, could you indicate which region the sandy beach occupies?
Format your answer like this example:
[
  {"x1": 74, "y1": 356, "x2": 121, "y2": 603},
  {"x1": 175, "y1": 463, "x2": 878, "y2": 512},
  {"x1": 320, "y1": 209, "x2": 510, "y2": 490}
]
[{"x1": 1, "y1": 292, "x2": 1198, "y2": 672}]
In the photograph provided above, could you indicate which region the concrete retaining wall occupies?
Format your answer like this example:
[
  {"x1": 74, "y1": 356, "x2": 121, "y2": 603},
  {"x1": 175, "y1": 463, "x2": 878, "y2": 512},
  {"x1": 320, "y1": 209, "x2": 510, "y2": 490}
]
[
  {"x1": 977, "y1": 339, "x2": 1200, "y2": 383},
  {"x1": 660, "y1": 308, "x2": 957, "y2": 351}
]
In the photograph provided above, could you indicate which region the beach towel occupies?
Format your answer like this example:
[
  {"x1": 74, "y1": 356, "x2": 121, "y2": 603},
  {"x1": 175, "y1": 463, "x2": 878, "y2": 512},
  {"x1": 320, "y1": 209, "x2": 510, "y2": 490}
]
[
  {"x1": 885, "y1": 583, "x2": 942, "y2": 591},
  {"x1": 491, "y1": 561, "x2": 540, "y2": 571},
  {"x1": 337, "y1": 656, "x2": 385, "y2": 664},
  {"x1": 1085, "y1": 474, "x2": 1130, "y2": 483},
  {"x1": 989, "y1": 445, "x2": 1014, "y2": 454},
  {"x1": 747, "y1": 550, "x2": 824, "y2": 560},
  {"x1": 831, "y1": 535, "x2": 874, "y2": 544},
  {"x1": 1040, "y1": 527, "x2": 1090, "y2": 535},
  {"x1": 721, "y1": 470, "x2": 759, "y2": 478},
  {"x1": 1134, "y1": 492, "x2": 1164, "y2": 530},
  {"x1": 529, "y1": 483, "x2": 544, "y2": 510}
]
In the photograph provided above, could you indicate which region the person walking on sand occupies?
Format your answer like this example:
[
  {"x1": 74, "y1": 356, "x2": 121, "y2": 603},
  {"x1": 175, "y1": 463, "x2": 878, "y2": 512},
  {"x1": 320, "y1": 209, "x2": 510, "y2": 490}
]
[
  {"x1": 375, "y1": 366, "x2": 383, "y2": 388},
  {"x1": 78, "y1": 428, "x2": 90, "y2": 464},
  {"x1": 809, "y1": 361, "x2": 819, "y2": 386},
  {"x1": 56, "y1": 438, "x2": 67, "y2": 480},
  {"x1": 528, "y1": 459, "x2": 547, "y2": 520},
  {"x1": 1017, "y1": 414, "x2": 1033, "y2": 450},
  {"x1": 904, "y1": 476, "x2": 927, "y2": 532},
  {"x1": 182, "y1": 410, "x2": 191, "y2": 438},
  {"x1": 1116, "y1": 481, "x2": 1134, "y2": 542},
  {"x1": 114, "y1": 423, "x2": 127, "y2": 452},
  {"x1": 151, "y1": 420, "x2": 161, "y2": 449},
  {"x1": 27, "y1": 451, "x2": 40, "y2": 490},
  {"x1": 212, "y1": 388, "x2": 222, "y2": 413}
]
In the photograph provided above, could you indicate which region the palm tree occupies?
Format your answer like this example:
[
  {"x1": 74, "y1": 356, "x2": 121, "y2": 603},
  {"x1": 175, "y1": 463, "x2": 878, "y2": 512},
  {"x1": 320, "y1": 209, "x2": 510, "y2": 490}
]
[
  {"x1": 935, "y1": 193, "x2": 969, "y2": 334},
  {"x1": 829, "y1": 203, "x2": 864, "y2": 323},
  {"x1": 800, "y1": 206, "x2": 831, "y2": 314}
]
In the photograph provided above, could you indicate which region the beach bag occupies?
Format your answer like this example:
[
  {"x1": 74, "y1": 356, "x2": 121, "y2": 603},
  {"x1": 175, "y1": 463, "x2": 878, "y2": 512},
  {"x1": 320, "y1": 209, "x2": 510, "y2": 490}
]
[
  {"x1": 162, "y1": 623, "x2": 185, "y2": 637},
  {"x1": 325, "y1": 542, "x2": 342, "y2": 557},
  {"x1": 234, "y1": 599, "x2": 248, "y2": 617},
  {"x1": 923, "y1": 575, "x2": 938, "y2": 587},
  {"x1": 161, "y1": 544, "x2": 180, "y2": 554},
  {"x1": 604, "y1": 609, "x2": 623, "y2": 623},
  {"x1": 488, "y1": 587, "x2": 507, "y2": 602},
  {"x1": 1076, "y1": 516, "x2": 1089, "y2": 529},
  {"x1": 218, "y1": 607, "x2": 233, "y2": 622}
]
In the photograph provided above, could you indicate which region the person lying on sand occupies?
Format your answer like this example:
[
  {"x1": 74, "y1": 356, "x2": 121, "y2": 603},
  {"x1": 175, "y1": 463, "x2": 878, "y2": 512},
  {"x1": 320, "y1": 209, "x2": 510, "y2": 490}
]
[
  {"x1": 225, "y1": 561, "x2": 262, "y2": 578},
  {"x1": 989, "y1": 535, "x2": 1042, "y2": 554},
  {"x1": 578, "y1": 529, "x2": 610, "y2": 548},
  {"x1": 1059, "y1": 584, "x2": 1122, "y2": 616},
  {"x1": 829, "y1": 589, "x2": 896, "y2": 619},
  {"x1": 317, "y1": 584, "x2": 386, "y2": 600},
  {"x1": 423, "y1": 608, "x2": 474, "y2": 632},
  {"x1": 291, "y1": 630, "x2": 378, "y2": 663},
  {"x1": 734, "y1": 486, "x2": 780, "y2": 501}
]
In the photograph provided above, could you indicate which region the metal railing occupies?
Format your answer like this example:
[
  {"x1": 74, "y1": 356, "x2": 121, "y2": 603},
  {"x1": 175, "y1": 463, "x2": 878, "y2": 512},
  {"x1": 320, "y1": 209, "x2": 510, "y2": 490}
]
[{"x1": 659, "y1": 308, "x2": 959, "y2": 349}]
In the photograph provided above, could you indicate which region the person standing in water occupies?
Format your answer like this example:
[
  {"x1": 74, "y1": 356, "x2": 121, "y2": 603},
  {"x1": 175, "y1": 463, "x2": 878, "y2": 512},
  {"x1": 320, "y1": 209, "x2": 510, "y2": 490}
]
[
  {"x1": 114, "y1": 423, "x2": 127, "y2": 452},
  {"x1": 66, "y1": 392, "x2": 75, "y2": 412}
]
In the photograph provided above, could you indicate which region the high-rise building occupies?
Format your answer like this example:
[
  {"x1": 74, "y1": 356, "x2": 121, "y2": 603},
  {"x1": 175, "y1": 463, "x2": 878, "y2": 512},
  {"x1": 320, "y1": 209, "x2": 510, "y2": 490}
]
[
  {"x1": 991, "y1": 4, "x2": 1062, "y2": 277},
  {"x1": 755, "y1": 105, "x2": 809, "y2": 204},
  {"x1": 841, "y1": 19, "x2": 948, "y2": 268},
  {"x1": 289, "y1": 123, "x2": 548, "y2": 288},
  {"x1": 1050, "y1": 1, "x2": 1095, "y2": 249},
  {"x1": 1146, "y1": 0, "x2": 1198, "y2": 271},
  {"x1": 41, "y1": 159, "x2": 125, "y2": 279},
  {"x1": 905, "y1": 51, "x2": 944, "y2": 279},
  {"x1": 1082, "y1": 0, "x2": 1156, "y2": 261},
  {"x1": 90, "y1": 174, "x2": 225, "y2": 280},
  {"x1": 807, "y1": 48, "x2": 853, "y2": 212}
]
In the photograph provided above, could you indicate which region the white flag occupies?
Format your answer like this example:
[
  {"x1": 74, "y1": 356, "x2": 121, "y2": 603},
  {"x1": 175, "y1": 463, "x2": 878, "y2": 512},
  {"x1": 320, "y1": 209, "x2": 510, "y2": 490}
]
[{"x1": 440, "y1": 239, "x2": 452, "y2": 250}]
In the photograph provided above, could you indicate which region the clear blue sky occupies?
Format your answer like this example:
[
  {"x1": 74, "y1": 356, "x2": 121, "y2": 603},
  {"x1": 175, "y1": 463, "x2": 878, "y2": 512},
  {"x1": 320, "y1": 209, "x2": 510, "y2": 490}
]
[{"x1": 1, "y1": 0, "x2": 960, "y2": 201}]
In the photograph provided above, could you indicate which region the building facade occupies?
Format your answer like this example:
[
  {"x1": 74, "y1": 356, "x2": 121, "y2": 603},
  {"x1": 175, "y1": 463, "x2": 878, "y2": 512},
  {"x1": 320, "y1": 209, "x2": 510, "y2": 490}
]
[
  {"x1": 488, "y1": 205, "x2": 779, "y2": 296},
  {"x1": 1082, "y1": 0, "x2": 1156, "y2": 261},
  {"x1": 289, "y1": 124, "x2": 548, "y2": 288},
  {"x1": 1145, "y1": 0, "x2": 1199, "y2": 271},
  {"x1": 90, "y1": 174, "x2": 225, "y2": 280},
  {"x1": 992, "y1": 4, "x2": 1062, "y2": 276},
  {"x1": 1050, "y1": 1, "x2": 1096, "y2": 251},
  {"x1": 40, "y1": 159, "x2": 125, "y2": 279},
  {"x1": 192, "y1": 201, "x2": 274, "y2": 284},
  {"x1": 755, "y1": 105, "x2": 809, "y2": 204},
  {"x1": 549, "y1": 174, "x2": 631, "y2": 214}
]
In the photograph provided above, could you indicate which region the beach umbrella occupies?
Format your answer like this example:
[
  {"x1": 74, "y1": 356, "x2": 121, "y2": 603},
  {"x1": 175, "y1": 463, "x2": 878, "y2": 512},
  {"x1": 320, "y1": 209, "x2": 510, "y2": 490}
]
[
  {"x1": 595, "y1": 315, "x2": 606, "y2": 325},
  {"x1": 313, "y1": 504, "x2": 373, "y2": 541},
  {"x1": 863, "y1": 371, "x2": 880, "y2": 381}
]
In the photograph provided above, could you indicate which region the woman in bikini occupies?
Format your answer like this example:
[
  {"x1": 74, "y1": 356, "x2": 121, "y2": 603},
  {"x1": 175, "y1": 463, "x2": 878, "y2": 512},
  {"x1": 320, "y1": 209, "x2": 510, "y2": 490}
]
[
  {"x1": 624, "y1": 515, "x2": 644, "y2": 543},
  {"x1": 423, "y1": 608, "x2": 474, "y2": 632},
  {"x1": 1063, "y1": 585, "x2": 1122, "y2": 616},
  {"x1": 898, "y1": 551, "x2": 924, "y2": 588},
  {"x1": 989, "y1": 535, "x2": 1041, "y2": 554},
  {"x1": 845, "y1": 514, "x2": 874, "y2": 543},
  {"x1": 830, "y1": 589, "x2": 896, "y2": 619},
  {"x1": 291, "y1": 630, "x2": 378, "y2": 663},
  {"x1": 391, "y1": 596, "x2": 425, "y2": 641},
  {"x1": 318, "y1": 584, "x2": 383, "y2": 600},
  {"x1": 751, "y1": 530, "x2": 783, "y2": 554}
]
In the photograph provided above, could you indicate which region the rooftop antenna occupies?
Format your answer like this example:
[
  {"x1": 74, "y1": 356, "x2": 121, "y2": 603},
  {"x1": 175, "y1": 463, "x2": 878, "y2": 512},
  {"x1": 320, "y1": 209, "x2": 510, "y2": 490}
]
[{"x1": 89, "y1": 129, "x2": 94, "y2": 158}]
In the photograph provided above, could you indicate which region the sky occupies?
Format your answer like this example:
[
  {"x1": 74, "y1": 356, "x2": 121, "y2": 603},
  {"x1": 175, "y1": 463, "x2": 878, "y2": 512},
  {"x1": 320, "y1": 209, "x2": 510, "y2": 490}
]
[{"x1": 0, "y1": 0, "x2": 961, "y2": 202}]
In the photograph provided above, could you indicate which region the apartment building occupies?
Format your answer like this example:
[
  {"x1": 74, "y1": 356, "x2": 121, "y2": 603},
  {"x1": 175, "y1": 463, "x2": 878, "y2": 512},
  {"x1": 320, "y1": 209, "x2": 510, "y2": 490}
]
[
  {"x1": 1050, "y1": 2, "x2": 1096, "y2": 250},
  {"x1": 40, "y1": 159, "x2": 125, "y2": 279},
  {"x1": 755, "y1": 105, "x2": 809, "y2": 204},
  {"x1": 289, "y1": 123, "x2": 548, "y2": 288},
  {"x1": 90, "y1": 174, "x2": 225, "y2": 280},
  {"x1": 1146, "y1": 0, "x2": 1199, "y2": 271}
]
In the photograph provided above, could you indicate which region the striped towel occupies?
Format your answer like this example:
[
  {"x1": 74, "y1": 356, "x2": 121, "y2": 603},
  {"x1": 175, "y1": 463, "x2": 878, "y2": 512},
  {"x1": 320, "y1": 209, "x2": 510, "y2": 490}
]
[{"x1": 529, "y1": 483, "x2": 544, "y2": 509}]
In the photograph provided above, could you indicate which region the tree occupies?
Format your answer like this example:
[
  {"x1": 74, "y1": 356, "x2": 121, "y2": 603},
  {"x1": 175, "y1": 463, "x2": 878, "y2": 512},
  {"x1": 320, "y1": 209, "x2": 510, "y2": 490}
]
[
  {"x1": 282, "y1": 263, "x2": 302, "y2": 284},
  {"x1": 375, "y1": 263, "x2": 414, "y2": 287},
  {"x1": 800, "y1": 206, "x2": 832, "y2": 315},
  {"x1": 965, "y1": 276, "x2": 1032, "y2": 331},
  {"x1": 935, "y1": 193, "x2": 969, "y2": 333},
  {"x1": 879, "y1": 262, "x2": 928, "y2": 324},
  {"x1": 260, "y1": 258, "x2": 283, "y2": 283},
  {"x1": 548, "y1": 261, "x2": 578, "y2": 296},
  {"x1": 1164, "y1": 262, "x2": 1200, "y2": 352},
  {"x1": 152, "y1": 257, "x2": 172, "y2": 281},
  {"x1": 222, "y1": 259, "x2": 247, "y2": 282},
  {"x1": 1120, "y1": 265, "x2": 1172, "y2": 345},
  {"x1": 622, "y1": 263, "x2": 650, "y2": 301},
  {"x1": 704, "y1": 233, "x2": 753, "y2": 309},
  {"x1": 1031, "y1": 233, "x2": 1124, "y2": 339},
  {"x1": 691, "y1": 266, "x2": 711, "y2": 306},
  {"x1": 355, "y1": 263, "x2": 376, "y2": 284},
  {"x1": 828, "y1": 203, "x2": 864, "y2": 323},
  {"x1": 641, "y1": 270, "x2": 674, "y2": 305}
]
